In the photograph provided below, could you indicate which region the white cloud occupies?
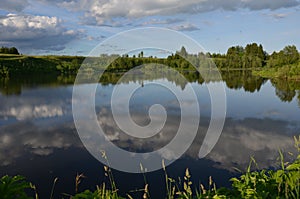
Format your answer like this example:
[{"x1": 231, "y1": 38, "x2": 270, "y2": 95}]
[
  {"x1": 95, "y1": 109, "x2": 299, "y2": 171},
  {"x1": 0, "y1": 102, "x2": 298, "y2": 170},
  {"x1": 1, "y1": 0, "x2": 299, "y2": 28},
  {"x1": 6, "y1": 105, "x2": 64, "y2": 120},
  {"x1": 0, "y1": 14, "x2": 80, "y2": 51},
  {"x1": 51, "y1": 0, "x2": 300, "y2": 25},
  {"x1": 205, "y1": 119, "x2": 299, "y2": 171},
  {"x1": 0, "y1": 122, "x2": 80, "y2": 166}
]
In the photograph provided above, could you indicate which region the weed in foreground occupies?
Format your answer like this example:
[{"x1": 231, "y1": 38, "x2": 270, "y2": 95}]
[{"x1": 1, "y1": 136, "x2": 299, "y2": 198}]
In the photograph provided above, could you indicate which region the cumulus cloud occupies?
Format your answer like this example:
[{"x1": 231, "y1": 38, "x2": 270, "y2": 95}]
[
  {"x1": 0, "y1": 81, "x2": 299, "y2": 170},
  {"x1": 50, "y1": 0, "x2": 300, "y2": 25},
  {"x1": 0, "y1": 14, "x2": 80, "y2": 51},
  {"x1": 204, "y1": 118, "x2": 299, "y2": 171},
  {"x1": 1, "y1": 0, "x2": 299, "y2": 27},
  {"x1": 0, "y1": 102, "x2": 298, "y2": 170},
  {"x1": 0, "y1": 0, "x2": 29, "y2": 12},
  {"x1": 93, "y1": 108, "x2": 299, "y2": 170},
  {"x1": 0, "y1": 84, "x2": 72, "y2": 120},
  {"x1": 0, "y1": 121, "x2": 81, "y2": 166},
  {"x1": 2, "y1": 105, "x2": 64, "y2": 120}
]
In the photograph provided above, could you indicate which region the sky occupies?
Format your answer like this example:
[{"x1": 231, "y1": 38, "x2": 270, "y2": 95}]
[{"x1": 0, "y1": 0, "x2": 299, "y2": 55}]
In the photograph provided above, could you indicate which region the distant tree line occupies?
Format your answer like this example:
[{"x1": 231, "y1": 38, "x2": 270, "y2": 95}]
[
  {"x1": 0, "y1": 44, "x2": 299, "y2": 78},
  {"x1": 267, "y1": 45, "x2": 299, "y2": 67},
  {"x1": 0, "y1": 47, "x2": 19, "y2": 55},
  {"x1": 209, "y1": 43, "x2": 299, "y2": 69}
]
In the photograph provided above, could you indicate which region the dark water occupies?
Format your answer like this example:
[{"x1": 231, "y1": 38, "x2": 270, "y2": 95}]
[{"x1": 0, "y1": 71, "x2": 300, "y2": 198}]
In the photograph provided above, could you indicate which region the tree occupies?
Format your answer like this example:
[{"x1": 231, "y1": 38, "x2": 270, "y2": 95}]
[
  {"x1": 0, "y1": 46, "x2": 20, "y2": 55},
  {"x1": 9, "y1": 47, "x2": 19, "y2": 55},
  {"x1": 242, "y1": 43, "x2": 265, "y2": 68},
  {"x1": 178, "y1": 46, "x2": 188, "y2": 57},
  {"x1": 282, "y1": 45, "x2": 299, "y2": 64},
  {"x1": 226, "y1": 46, "x2": 244, "y2": 68},
  {"x1": 267, "y1": 45, "x2": 299, "y2": 68}
]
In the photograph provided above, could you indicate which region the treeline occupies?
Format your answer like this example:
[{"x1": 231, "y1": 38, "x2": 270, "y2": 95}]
[
  {"x1": 0, "y1": 46, "x2": 19, "y2": 55},
  {"x1": 209, "y1": 44, "x2": 299, "y2": 69},
  {"x1": 251, "y1": 45, "x2": 300, "y2": 79},
  {"x1": 0, "y1": 44, "x2": 299, "y2": 79},
  {"x1": 218, "y1": 43, "x2": 266, "y2": 68},
  {"x1": 0, "y1": 55, "x2": 85, "y2": 77},
  {"x1": 3, "y1": 67, "x2": 300, "y2": 104},
  {"x1": 2, "y1": 62, "x2": 300, "y2": 103},
  {"x1": 100, "y1": 43, "x2": 300, "y2": 71},
  {"x1": 267, "y1": 45, "x2": 299, "y2": 67}
]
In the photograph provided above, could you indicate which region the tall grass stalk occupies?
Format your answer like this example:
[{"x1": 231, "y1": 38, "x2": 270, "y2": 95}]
[{"x1": 1, "y1": 136, "x2": 299, "y2": 198}]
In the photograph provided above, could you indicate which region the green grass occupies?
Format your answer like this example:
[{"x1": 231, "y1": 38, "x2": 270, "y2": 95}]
[
  {"x1": 1, "y1": 136, "x2": 300, "y2": 199},
  {"x1": 2, "y1": 53, "x2": 300, "y2": 81},
  {"x1": 0, "y1": 54, "x2": 85, "y2": 77},
  {"x1": 0, "y1": 175, "x2": 37, "y2": 199},
  {"x1": 253, "y1": 62, "x2": 300, "y2": 80}
]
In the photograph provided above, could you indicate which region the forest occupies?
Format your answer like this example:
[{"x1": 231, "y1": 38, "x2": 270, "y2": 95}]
[{"x1": 0, "y1": 43, "x2": 299, "y2": 79}]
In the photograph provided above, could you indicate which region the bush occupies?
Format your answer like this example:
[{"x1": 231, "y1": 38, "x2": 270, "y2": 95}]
[{"x1": 0, "y1": 175, "x2": 35, "y2": 199}]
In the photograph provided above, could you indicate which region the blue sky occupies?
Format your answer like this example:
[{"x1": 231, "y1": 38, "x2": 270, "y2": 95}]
[{"x1": 0, "y1": 0, "x2": 299, "y2": 55}]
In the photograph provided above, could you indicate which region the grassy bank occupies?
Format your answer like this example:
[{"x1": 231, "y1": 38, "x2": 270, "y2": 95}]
[
  {"x1": 1, "y1": 52, "x2": 300, "y2": 81},
  {"x1": 0, "y1": 54, "x2": 85, "y2": 77},
  {"x1": 1, "y1": 43, "x2": 299, "y2": 79},
  {"x1": 253, "y1": 62, "x2": 300, "y2": 80},
  {"x1": 1, "y1": 136, "x2": 299, "y2": 199}
]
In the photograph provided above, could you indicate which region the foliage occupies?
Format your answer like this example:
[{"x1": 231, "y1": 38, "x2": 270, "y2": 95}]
[
  {"x1": 0, "y1": 46, "x2": 19, "y2": 55},
  {"x1": 72, "y1": 136, "x2": 300, "y2": 199},
  {"x1": 0, "y1": 44, "x2": 299, "y2": 80},
  {"x1": 0, "y1": 55, "x2": 84, "y2": 76},
  {"x1": 158, "y1": 136, "x2": 300, "y2": 199},
  {"x1": 56, "y1": 59, "x2": 80, "y2": 74},
  {"x1": 224, "y1": 43, "x2": 266, "y2": 69},
  {"x1": 0, "y1": 66, "x2": 9, "y2": 77},
  {"x1": 0, "y1": 175, "x2": 36, "y2": 199},
  {"x1": 226, "y1": 45, "x2": 244, "y2": 68},
  {"x1": 191, "y1": 136, "x2": 300, "y2": 199},
  {"x1": 242, "y1": 43, "x2": 265, "y2": 68},
  {"x1": 0, "y1": 136, "x2": 300, "y2": 198},
  {"x1": 72, "y1": 185, "x2": 125, "y2": 199},
  {"x1": 267, "y1": 45, "x2": 299, "y2": 68},
  {"x1": 254, "y1": 61, "x2": 300, "y2": 80}
]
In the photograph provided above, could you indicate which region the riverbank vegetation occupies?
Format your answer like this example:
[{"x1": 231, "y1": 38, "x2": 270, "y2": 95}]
[
  {"x1": 1, "y1": 66, "x2": 300, "y2": 105},
  {"x1": 1, "y1": 136, "x2": 299, "y2": 199},
  {"x1": 0, "y1": 44, "x2": 299, "y2": 80},
  {"x1": 0, "y1": 54, "x2": 85, "y2": 77}
]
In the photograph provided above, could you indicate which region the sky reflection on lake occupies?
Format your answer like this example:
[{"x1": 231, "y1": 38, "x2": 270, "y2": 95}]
[{"x1": 0, "y1": 74, "x2": 299, "y2": 198}]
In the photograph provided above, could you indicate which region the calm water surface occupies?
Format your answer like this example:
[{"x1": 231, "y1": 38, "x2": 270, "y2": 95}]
[{"x1": 0, "y1": 71, "x2": 299, "y2": 198}]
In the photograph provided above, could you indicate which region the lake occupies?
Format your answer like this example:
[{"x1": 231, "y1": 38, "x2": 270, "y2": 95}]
[{"x1": 0, "y1": 70, "x2": 299, "y2": 198}]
